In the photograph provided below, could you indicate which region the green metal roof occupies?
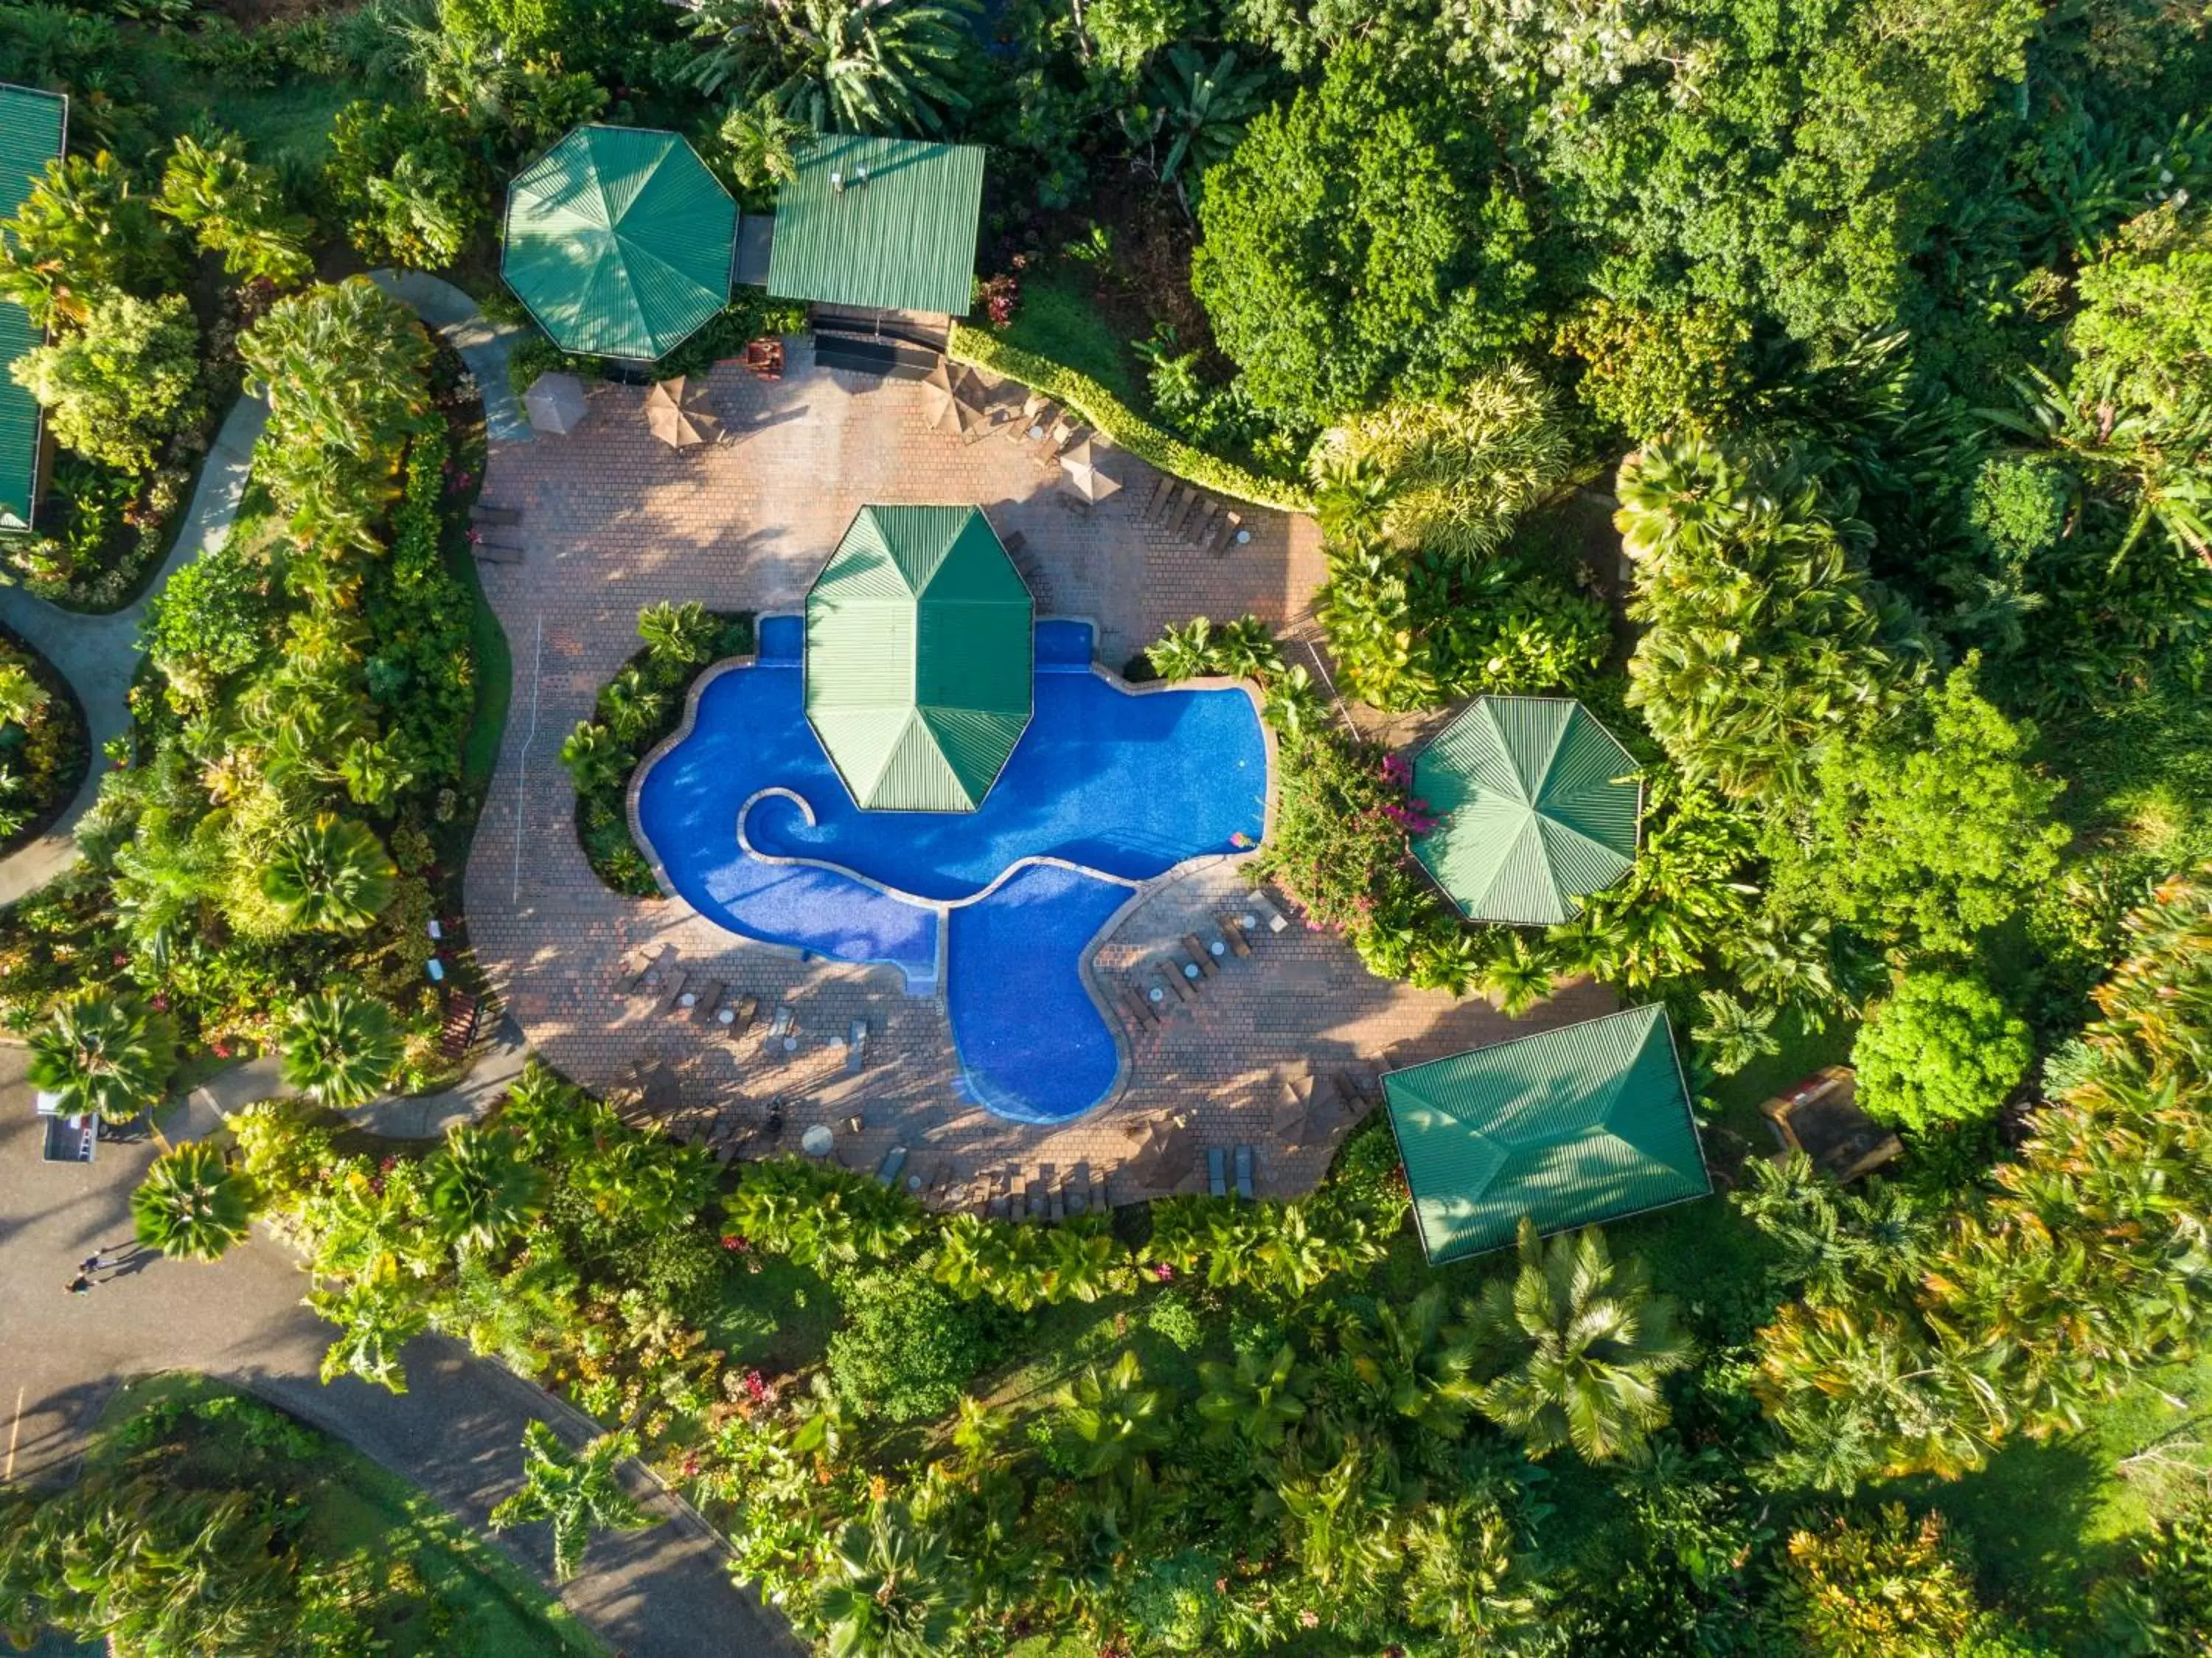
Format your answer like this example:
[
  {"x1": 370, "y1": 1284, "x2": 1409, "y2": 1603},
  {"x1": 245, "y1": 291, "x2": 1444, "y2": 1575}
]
[
  {"x1": 805, "y1": 506, "x2": 1032, "y2": 812},
  {"x1": 0, "y1": 83, "x2": 64, "y2": 533},
  {"x1": 765, "y1": 136, "x2": 984, "y2": 316},
  {"x1": 1384, "y1": 1007, "x2": 1711, "y2": 1264},
  {"x1": 502, "y1": 125, "x2": 736, "y2": 361},
  {"x1": 1411, "y1": 696, "x2": 1641, "y2": 927}
]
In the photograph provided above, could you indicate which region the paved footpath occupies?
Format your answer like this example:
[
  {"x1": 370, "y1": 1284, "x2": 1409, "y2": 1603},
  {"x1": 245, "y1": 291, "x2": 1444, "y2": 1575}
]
[
  {"x1": 0, "y1": 392, "x2": 268, "y2": 906},
  {"x1": 0, "y1": 1046, "x2": 802, "y2": 1658}
]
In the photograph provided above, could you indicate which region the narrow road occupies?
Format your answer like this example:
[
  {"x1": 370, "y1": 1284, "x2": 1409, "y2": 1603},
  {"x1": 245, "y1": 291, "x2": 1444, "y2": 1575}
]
[{"x1": 0, "y1": 1047, "x2": 801, "y2": 1658}]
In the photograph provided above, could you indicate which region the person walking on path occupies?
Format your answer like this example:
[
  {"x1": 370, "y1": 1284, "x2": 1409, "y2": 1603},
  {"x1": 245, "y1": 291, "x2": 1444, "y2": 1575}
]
[{"x1": 63, "y1": 1274, "x2": 93, "y2": 1295}]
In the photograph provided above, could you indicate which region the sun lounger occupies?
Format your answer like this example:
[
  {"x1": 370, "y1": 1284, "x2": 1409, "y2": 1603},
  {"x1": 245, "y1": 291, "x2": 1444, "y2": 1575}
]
[
  {"x1": 1142, "y1": 474, "x2": 1172, "y2": 521},
  {"x1": 1048, "y1": 1182, "x2": 1066, "y2": 1221},
  {"x1": 470, "y1": 503, "x2": 523, "y2": 527},
  {"x1": 1155, "y1": 482, "x2": 1189, "y2": 529},
  {"x1": 1207, "y1": 1148, "x2": 1228, "y2": 1199},
  {"x1": 626, "y1": 945, "x2": 675, "y2": 994},
  {"x1": 1120, "y1": 986, "x2": 1161, "y2": 1029},
  {"x1": 688, "y1": 981, "x2": 728, "y2": 1026},
  {"x1": 1218, "y1": 915, "x2": 1252, "y2": 957},
  {"x1": 874, "y1": 1145, "x2": 908, "y2": 1187},
  {"x1": 717, "y1": 993, "x2": 757, "y2": 1038},
  {"x1": 1157, "y1": 963, "x2": 1194, "y2": 1003},
  {"x1": 439, "y1": 991, "x2": 481, "y2": 1061},
  {"x1": 845, "y1": 1019, "x2": 869, "y2": 1073},
  {"x1": 1166, "y1": 489, "x2": 1203, "y2": 536},
  {"x1": 1234, "y1": 1145, "x2": 1255, "y2": 1201},
  {"x1": 1209, "y1": 510, "x2": 1245, "y2": 556},
  {"x1": 1182, "y1": 934, "x2": 1220, "y2": 977},
  {"x1": 1248, "y1": 892, "x2": 1290, "y2": 933},
  {"x1": 1186, "y1": 499, "x2": 1220, "y2": 547},
  {"x1": 767, "y1": 1003, "x2": 797, "y2": 1051},
  {"x1": 658, "y1": 968, "x2": 692, "y2": 1013},
  {"x1": 1174, "y1": 955, "x2": 1206, "y2": 991},
  {"x1": 1088, "y1": 1170, "x2": 1109, "y2": 1213}
]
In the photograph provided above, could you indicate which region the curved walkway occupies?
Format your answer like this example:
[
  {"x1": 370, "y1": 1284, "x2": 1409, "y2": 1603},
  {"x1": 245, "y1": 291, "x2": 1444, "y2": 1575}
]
[
  {"x1": 0, "y1": 1045, "x2": 801, "y2": 1658},
  {"x1": 0, "y1": 392, "x2": 267, "y2": 906}
]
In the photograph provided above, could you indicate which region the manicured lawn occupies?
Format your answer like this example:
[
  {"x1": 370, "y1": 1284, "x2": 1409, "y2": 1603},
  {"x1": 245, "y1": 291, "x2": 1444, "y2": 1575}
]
[
  {"x1": 91, "y1": 1375, "x2": 602, "y2": 1658},
  {"x1": 999, "y1": 274, "x2": 1145, "y2": 407},
  {"x1": 131, "y1": 52, "x2": 364, "y2": 169},
  {"x1": 450, "y1": 523, "x2": 513, "y2": 789},
  {"x1": 709, "y1": 1255, "x2": 843, "y2": 1376}
]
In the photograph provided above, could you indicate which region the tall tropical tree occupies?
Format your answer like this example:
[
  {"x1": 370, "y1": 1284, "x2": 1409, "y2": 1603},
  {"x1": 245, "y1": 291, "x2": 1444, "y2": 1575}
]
[
  {"x1": 718, "y1": 93, "x2": 810, "y2": 193},
  {"x1": 278, "y1": 990, "x2": 400, "y2": 1109},
  {"x1": 429, "y1": 1124, "x2": 547, "y2": 1252},
  {"x1": 310, "y1": 1271, "x2": 431, "y2": 1394},
  {"x1": 488, "y1": 1422, "x2": 655, "y2": 1583},
  {"x1": 261, "y1": 815, "x2": 396, "y2": 933},
  {"x1": 814, "y1": 1499, "x2": 969, "y2": 1657},
  {"x1": 238, "y1": 277, "x2": 431, "y2": 459},
  {"x1": 27, "y1": 993, "x2": 175, "y2": 1125},
  {"x1": 131, "y1": 1142, "x2": 256, "y2": 1263},
  {"x1": 1123, "y1": 45, "x2": 1271, "y2": 210},
  {"x1": 1344, "y1": 1283, "x2": 1484, "y2": 1438},
  {"x1": 155, "y1": 130, "x2": 314, "y2": 287},
  {"x1": 560, "y1": 721, "x2": 635, "y2": 796},
  {"x1": 0, "y1": 150, "x2": 174, "y2": 327},
  {"x1": 636, "y1": 599, "x2": 723, "y2": 670},
  {"x1": 1197, "y1": 1342, "x2": 1309, "y2": 1447},
  {"x1": 1267, "y1": 1440, "x2": 1402, "y2": 1604},
  {"x1": 1467, "y1": 1220, "x2": 1694, "y2": 1464},
  {"x1": 1055, "y1": 1350, "x2": 1172, "y2": 1483},
  {"x1": 689, "y1": 0, "x2": 979, "y2": 136}
]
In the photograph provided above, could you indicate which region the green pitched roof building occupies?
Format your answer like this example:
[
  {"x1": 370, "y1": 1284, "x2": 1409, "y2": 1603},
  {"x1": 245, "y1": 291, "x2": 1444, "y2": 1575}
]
[
  {"x1": 0, "y1": 83, "x2": 65, "y2": 533},
  {"x1": 805, "y1": 506, "x2": 1032, "y2": 813},
  {"x1": 765, "y1": 136, "x2": 985, "y2": 316},
  {"x1": 1411, "y1": 696, "x2": 1641, "y2": 927},
  {"x1": 1384, "y1": 1007, "x2": 1711, "y2": 1264},
  {"x1": 502, "y1": 125, "x2": 736, "y2": 361}
]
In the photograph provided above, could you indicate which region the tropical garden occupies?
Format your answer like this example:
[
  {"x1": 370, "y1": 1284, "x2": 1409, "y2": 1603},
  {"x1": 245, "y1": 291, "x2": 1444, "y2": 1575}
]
[{"x1": 0, "y1": 0, "x2": 2207, "y2": 1653}]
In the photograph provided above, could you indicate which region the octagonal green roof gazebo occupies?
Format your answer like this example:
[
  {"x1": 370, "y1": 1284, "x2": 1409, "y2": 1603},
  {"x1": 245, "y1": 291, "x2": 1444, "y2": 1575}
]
[
  {"x1": 502, "y1": 124, "x2": 736, "y2": 361},
  {"x1": 1384, "y1": 1006, "x2": 1711, "y2": 1263},
  {"x1": 805, "y1": 506, "x2": 1033, "y2": 813},
  {"x1": 1411, "y1": 696, "x2": 1641, "y2": 927}
]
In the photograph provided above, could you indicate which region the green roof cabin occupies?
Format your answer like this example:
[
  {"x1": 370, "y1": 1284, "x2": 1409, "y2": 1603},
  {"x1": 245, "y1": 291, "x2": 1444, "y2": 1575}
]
[
  {"x1": 756, "y1": 135, "x2": 985, "y2": 319},
  {"x1": 0, "y1": 83, "x2": 66, "y2": 533},
  {"x1": 804, "y1": 506, "x2": 1032, "y2": 813},
  {"x1": 1411, "y1": 696, "x2": 1641, "y2": 927},
  {"x1": 1384, "y1": 1007, "x2": 1711, "y2": 1264},
  {"x1": 502, "y1": 124, "x2": 737, "y2": 361}
]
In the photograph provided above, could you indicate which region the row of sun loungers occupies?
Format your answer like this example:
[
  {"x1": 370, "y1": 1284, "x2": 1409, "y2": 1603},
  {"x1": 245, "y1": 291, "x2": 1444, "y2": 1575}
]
[
  {"x1": 1119, "y1": 894, "x2": 1288, "y2": 1031},
  {"x1": 1138, "y1": 474, "x2": 1247, "y2": 555},
  {"x1": 470, "y1": 500, "x2": 527, "y2": 564}
]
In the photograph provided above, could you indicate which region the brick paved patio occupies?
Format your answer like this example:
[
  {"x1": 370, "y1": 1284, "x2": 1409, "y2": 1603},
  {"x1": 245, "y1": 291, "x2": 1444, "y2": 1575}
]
[{"x1": 462, "y1": 343, "x2": 1615, "y2": 1201}]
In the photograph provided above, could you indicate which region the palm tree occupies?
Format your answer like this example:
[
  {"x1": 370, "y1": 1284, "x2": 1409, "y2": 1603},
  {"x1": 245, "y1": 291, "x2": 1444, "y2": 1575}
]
[
  {"x1": 1056, "y1": 1350, "x2": 1172, "y2": 1482},
  {"x1": 261, "y1": 815, "x2": 396, "y2": 932},
  {"x1": 1144, "y1": 617, "x2": 1216, "y2": 681},
  {"x1": 27, "y1": 993, "x2": 176, "y2": 1125},
  {"x1": 429, "y1": 1123, "x2": 547, "y2": 1252},
  {"x1": 1140, "y1": 44, "x2": 1270, "y2": 209},
  {"x1": 815, "y1": 1499, "x2": 969, "y2": 1657},
  {"x1": 718, "y1": 93, "x2": 810, "y2": 193},
  {"x1": 636, "y1": 600, "x2": 723, "y2": 670},
  {"x1": 1267, "y1": 1440, "x2": 1402, "y2": 1601},
  {"x1": 1197, "y1": 1342, "x2": 1308, "y2": 1446},
  {"x1": 689, "y1": 0, "x2": 979, "y2": 137},
  {"x1": 1344, "y1": 1283, "x2": 1484, "y2": 1439},
  {"x1": 488, "y1": 1422, "x2": 655, "y2": 1583},
  {"x1": 597, "y1": 667, "x2": 667, "y2": 744},
  {"x1": 239, "y1": 277, "x2": 432, "y2": 459},
  {"x1": 131, "y1": 1142, "x2": 256, "y2": 1262},
  {"x1": 1480, "y1": 933, "x2": 1554, "y2": 1017},
  {"x1": 0, "y1": 150, "x2": 173, "y2": 328},
  {"x1": 559, "y1": 721, "x2": 635, "y2": 796},
  {"x1": 1467, "y1": 1219, "x2": 1693, "y2": 1463},
  {"x1": 1691, "y1": 988, "x2": 1781, "y2": 1077},
  {"x1": 155, "y1": 130, "x2": 313, "y2": 288},
  {"x1": 277, "y1": 991, "x2": 400, "y2": 1109},
  {"x1": 1402, "y1": 1495, "x2": 1543, "y2": 1643},
  {"x1": 310, "y1": 1272, "x2": 430, "y2": 1395}
]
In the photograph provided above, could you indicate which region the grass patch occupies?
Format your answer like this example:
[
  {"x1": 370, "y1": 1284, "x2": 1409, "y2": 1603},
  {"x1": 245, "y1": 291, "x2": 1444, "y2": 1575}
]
[
  {"x1": 130, "y1": 49, "x2": 364, "y2": 170},
  {"x1": 709, "y1": 1255, "x2": 843, "y2": 1376},
  {"x1": 998, "y1": 274, "x2": 1145, "y2": 408},
  {"x1": 88, "y1": 1373, "x2": 602, "y2": 1658}
]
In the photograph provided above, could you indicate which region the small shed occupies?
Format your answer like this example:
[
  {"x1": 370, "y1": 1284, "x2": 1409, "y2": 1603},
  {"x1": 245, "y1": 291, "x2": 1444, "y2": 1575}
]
[
  {"x1": 761, "y1": 136, "x2": 986, "y2": 318},
  {"x1": 1383, "y1": 1006, "x2": 1711, "y2": 1264},
  {"x1": 1411, "y1": 696, "x2": 1641, "y2": 927},
  {"x1": 0, "y1": 83, "x2": 66, "y2": 533},
  {"x1": 502, "y1": 124, "x2": 737, "y2": 361},
  {"x1": 804, "y1": 505, "x2": 1032, "y2": 812}
]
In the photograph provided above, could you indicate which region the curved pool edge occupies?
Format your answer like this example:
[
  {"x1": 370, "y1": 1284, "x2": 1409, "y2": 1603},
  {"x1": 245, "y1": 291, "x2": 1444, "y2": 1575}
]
[{"x1": 623, "y1": 614, "x2": 1281, "y2": 1125}]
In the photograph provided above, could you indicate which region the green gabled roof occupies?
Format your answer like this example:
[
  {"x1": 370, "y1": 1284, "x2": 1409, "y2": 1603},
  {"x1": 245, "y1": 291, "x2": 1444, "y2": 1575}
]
[
  {"x1": 805, "y1": 506, "x2": 1032, "y2": 812},
  {"x1": 0, "y1": 83, "x2": 65, "y2": 533},
  {"x1": 502, "y1": 125, "x2": 736, "y2": 361},
  {"x1": 1385, "y1": 1007, "x2": 1711, "y2": 1264},
  {"x1": 1411, "y1": 696, "x2": 1641, "y2": 926},
  {"x1": 765, "y1": 136, "x2": 984, "y2": 316}
]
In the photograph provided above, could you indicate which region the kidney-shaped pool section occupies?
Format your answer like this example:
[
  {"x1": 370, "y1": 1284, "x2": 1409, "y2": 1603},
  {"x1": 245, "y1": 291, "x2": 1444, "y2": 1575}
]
[{"x1": 633, "y1": 617, "x2": 1267, "y2": 1123}]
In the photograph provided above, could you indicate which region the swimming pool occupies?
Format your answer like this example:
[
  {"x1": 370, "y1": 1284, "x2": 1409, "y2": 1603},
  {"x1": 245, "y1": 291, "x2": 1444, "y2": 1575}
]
[{"x1": 634, "y1": 617, "x2": 1267, "y2": 1123}]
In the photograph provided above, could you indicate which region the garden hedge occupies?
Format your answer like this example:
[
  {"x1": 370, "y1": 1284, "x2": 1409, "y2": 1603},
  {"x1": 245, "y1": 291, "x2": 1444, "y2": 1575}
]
[{"x1": 947, "y1": 325, "x2": 1314, "y2": 514}]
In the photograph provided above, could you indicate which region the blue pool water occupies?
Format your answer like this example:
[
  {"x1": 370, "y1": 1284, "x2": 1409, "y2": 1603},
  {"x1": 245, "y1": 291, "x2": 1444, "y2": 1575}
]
[{"x1": 635, "y1": 617, "x2": 1267, "y2": 1122}]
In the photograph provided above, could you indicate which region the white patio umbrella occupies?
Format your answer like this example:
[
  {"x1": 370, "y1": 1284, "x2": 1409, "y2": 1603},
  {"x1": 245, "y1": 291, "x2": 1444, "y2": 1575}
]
[
  {"x1": 524, "y1": 371, "x2": 588, "y2": 436},
  {"x1": 1059, "y1": 437, "x2": 1121, "y2": 504},
  {"x1": 644, "y1": 376, "x2": 722, "y2": 448}
]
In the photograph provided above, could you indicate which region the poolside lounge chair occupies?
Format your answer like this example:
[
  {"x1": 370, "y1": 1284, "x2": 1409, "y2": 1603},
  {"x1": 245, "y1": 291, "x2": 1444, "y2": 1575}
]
[
  {"x1": 1157, "y1": 964, "x2": 1194, "y2": 1003},
  {"x1": 1166, "y1": 489, "x2": 1203, "y2": 537},
  {"x1": 1120, "y1": 986, "x2": 1161, "y2": 1030},
  {"x1": 1217, "y1": 915, "x2": 1252, "y2": 957},
  {"x1": 718, "y1": 993, "x2": 757, "y2": 1038},
  {"x1": 845, "y1": 1019, "x2": 869, "y2": 1074},
  {"x1": 1141, "y1": 474, "x2": 1172, "y2": 521},
  {"x1": 657, "y1": 968, "x2": 691, "y2": 1013},
  {"x1": 1048, "y1": 1181, "x2": 1066, "y2": 1221},
  {"x1": 1155, "y1": 482, "x2": 1189, "y2": 528},
  {"x1": 626, "y1": 946, "x2": 675, "y2": 994},
  {"x1": 1249, "y1": 892, "x2": 1290, "y2": 933},
  {"x1": 1088, "y1": 1170, "x2": 1109, "y2": 1213},
  {"x1": 1207, "y1": 1148, "x2": 1228, "y2": 1199},
  {"x1": 1209, "y1": 510, "x2": 1246, "y2": 556},
  {"x1": 473, "y1": 527, "x2": 527, "y2": 563},
  {"x1": 438, "y1": 991, "x2": 481, "y2": 1062},
  {"x1": 1182, "y1": 934, "x2": 1220, "y2": 977},
  {"x1": 766, "y1": 1003, "x2": 798, "y2": 1051},
  {"x1": 1234, "y1": 1145, "x2": 1256, "y2": 1201},
  {"x1": 1186, "y1": 499, "x2": 1221, "y2": 547},
  {"x1": 470, "y1": 502, "x2": 523, "y2": 527},
  {"x1": 874, "y1": 1145, "x2": 908, "y2": 1187},
  {"x1": 689, "y1": 981, "x2": 728, "y2": 1025}
]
